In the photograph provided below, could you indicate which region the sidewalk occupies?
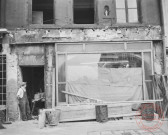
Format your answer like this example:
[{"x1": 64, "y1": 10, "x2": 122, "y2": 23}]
[{"x1": 0, "y1": 119, "x2": 168, "y2": 135}]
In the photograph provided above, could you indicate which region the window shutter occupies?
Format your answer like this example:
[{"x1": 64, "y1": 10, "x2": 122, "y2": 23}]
[
  {"x1": 5, "y1": 0, "x2": 29, "y2": 28},
  {"x1": 54, "y1": 0, "x2": 73, "y2": 26},
  {"x1": 141, "y1": 0, "x2": 160, "y2": 25},
  {"x1": 97, "y1": 0, "x2": 116, "y2": 25}
]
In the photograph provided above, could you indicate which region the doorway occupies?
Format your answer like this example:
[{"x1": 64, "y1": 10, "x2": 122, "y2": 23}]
[{"x1": 20, "y1": 66, "x2": 45, "y2": 114}]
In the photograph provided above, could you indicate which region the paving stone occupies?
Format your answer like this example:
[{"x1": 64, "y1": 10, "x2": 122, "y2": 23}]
[
  {"x1": 113, "y1": 130, "x2": 124, "y2": 135},
  {"x1": 124, "y1": 130, "x2": 139, "y2": 135},
  {"x1": 153, "y1": 132, "x2": 166, "y2": 135},
  {"x1": 101, "y1": 130, "x2": 113, "y2": 135},
  {"x1": 87, "y1": 131, "x2": 100, "y2": 135}
]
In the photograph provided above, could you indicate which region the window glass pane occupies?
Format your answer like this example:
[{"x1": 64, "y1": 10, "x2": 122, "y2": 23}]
[
  {"x1": 144, "y1": 52, "x2": 152, "y2": 80},
  {"x1": 127, "y1": 0, "x2": 137, "y2": 8},
  {"x1": 116, "y1": 9, "x2": 126, "y2": 23},
  {"x1": 116, "y1": 0, "x2": 125, "y2": 8},
  {"x1": 58, "y1": 54, "x2": 66, "y2": 82},
  {"x1": 144, "y1": 52, "x2": 153, "y2": 99},
  {"x1": 0, "y1": 94, "x2": 2, "y2": 100},
  {"x1": 58, "y1": 84, "x2": 66, "y2": 102},
  {"x1": 128, "y1": 9, "x2": 138, "y2": 22},
  {"x1": 66, "y1": 53, "x2": 142, "y2": 103},
  {"x1": 74, "y1": 0, "x2": 94, "y2": 24}
]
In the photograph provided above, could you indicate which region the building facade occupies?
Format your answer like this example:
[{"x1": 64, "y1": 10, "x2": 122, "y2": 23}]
[{"x1": 0, "y1": 0, "x2": 167, "y2": 121}]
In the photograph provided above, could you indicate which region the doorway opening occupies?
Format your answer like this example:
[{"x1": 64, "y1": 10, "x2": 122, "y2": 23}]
[{"x1": 21, "y1": 66, "x2": 45, "y2": 115}]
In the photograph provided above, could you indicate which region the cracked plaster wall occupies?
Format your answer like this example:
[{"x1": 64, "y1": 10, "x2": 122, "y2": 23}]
[
  {"x1": 11, "y1": 27, "x2": 162, "y2": 43},
  {"x1": 1, "y1": 35, "x2": 18, "y2": 121}
]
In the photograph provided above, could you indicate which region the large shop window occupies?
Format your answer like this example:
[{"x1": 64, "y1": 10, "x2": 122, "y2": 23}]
[
  {"x1": 0, "y1": 55, "x2": 6, "y2": 105},
  {"x1": 116, "y1": 0, "x2": 139, "y2": 23},
  {"x1": 32, "y1": 0, "x2": 54, "y2": 24},
  {"x1": 58, "y1": 53, "x2": 142, "y2": 103},
  {"x1": 74, "y1": 0, "x2": 94, "y2": 24},
  {"x1": 56, "y1": 42, "x2": 153, "y2": 105}
]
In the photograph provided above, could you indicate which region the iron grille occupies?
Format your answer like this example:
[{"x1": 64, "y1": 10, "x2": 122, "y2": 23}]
[{"x1": 0, "y1": 55, "x2": 6, "y2": 105}]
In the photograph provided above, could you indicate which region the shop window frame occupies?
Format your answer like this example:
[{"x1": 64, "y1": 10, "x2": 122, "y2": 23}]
[{"x1": 55, "y1": 41, "x2": 154, "y2": 106}]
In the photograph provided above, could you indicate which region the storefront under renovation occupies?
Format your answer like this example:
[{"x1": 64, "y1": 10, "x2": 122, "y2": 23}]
[
  {"x1": 6, "y1": 38, "x2": 163, "y2": 121},
  {"x1": 0, "y1": 0, "x2": 168, "y2": 125}
]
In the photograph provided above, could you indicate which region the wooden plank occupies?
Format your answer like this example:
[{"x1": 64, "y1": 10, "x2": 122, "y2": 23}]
[
  {"x1": 56, "y1": 103, "x2": 133, "y2": 122},
  {"x1": 62, "y1": 91, "x2": 103, "y2": 102},
  {"x1": 55, "y1": 49, "x2": 59, "y2": 105},
  {"x1": 57, "y1": 100, "x2": 162, "y2": 122},
  {"x1": 142, "y1": 52, "x2": 146, "y2": 100},
  {"x1": 45, "y1": 45, "x2": 54, "y2": 108},
  {"x1": 161, "y1": 75, "x2": 168, "y2": 117},
  {"x1": 52, "y1": 68, "x2": 56, "y2": 108},
  {"x1": 161, "y1": 0, "x2": 168, "y2": 67},
  {"x1": 62, "y1": 91, "x2": 163, "y2": 104}
]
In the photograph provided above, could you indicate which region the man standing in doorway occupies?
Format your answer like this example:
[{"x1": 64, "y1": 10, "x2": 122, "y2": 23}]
[{"x1": 17, "y1": 82, "x2": 31, "y2": 121}]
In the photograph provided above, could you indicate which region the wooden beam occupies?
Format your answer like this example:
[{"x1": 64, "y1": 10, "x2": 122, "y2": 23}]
[
  {"x1": 62, "y1": 91, "x2": 103, "y2": 102},
  {"x1": 161, "y1": 0, "x2": 168, "y2": 74},
  {"x1": 45, "y1": 45, "x2": 54, "y2": 108},
  {"x1": 52, "y1": 68, "x2": 56, "y2": 108},
  {"x1": 62, "y1": 91, "x2": 163, "y2": 104}
]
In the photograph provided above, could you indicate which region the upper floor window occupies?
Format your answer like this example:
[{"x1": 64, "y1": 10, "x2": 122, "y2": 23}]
[
  {"x1": 116, "y1": 0, "x2": 139, "y2": 23},
  {"x1": 74, "y1": 0, "x2": 94, "y2": 24},
  {"x1": 32, "y1": 0, "x2": 54, "y2": 24}
]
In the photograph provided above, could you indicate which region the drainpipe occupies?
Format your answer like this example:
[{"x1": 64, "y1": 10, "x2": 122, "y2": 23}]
[{"x1": 161, "y1": 0, "x2": 168, "y2": 74}]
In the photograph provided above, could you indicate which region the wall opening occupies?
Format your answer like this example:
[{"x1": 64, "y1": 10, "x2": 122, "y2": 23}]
[
  {"x1": 32, "y1": 0, "x2": 54, "y2": 24},
  {"x1": 21, "y1": 66, "x2": 45, "y2": 115},
  {"x1": 74, "y1": 0, "x2": 94, "y2": 24}
]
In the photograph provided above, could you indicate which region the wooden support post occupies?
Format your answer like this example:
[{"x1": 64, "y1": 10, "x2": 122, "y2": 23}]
[
  {"x1": 161, "y1": 0, "x2": 168, "y2": 74},
  {"x1": 45, "y1": 45, "x2": 54, "y2": 109},
  {"x1": 52, "y1": 68, "x2": 56, "y2": 108}
]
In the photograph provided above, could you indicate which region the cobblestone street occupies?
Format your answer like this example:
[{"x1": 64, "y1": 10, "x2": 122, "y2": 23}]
[{"x1": 0, "y1": 119, "x2": 168, "y2": 135}]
